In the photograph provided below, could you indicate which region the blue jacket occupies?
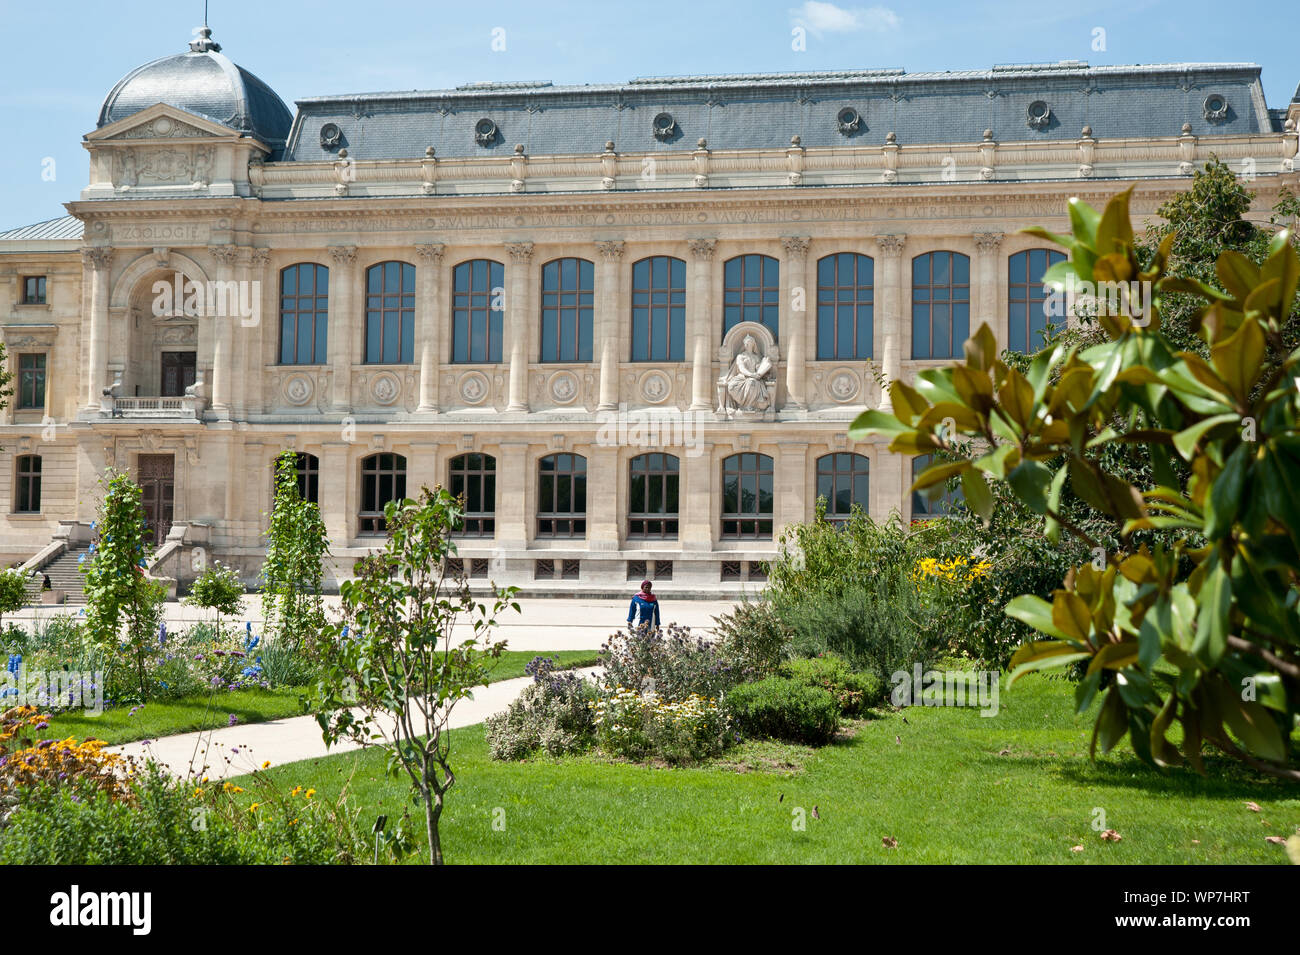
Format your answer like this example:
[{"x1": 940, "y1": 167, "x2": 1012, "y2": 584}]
[{"x1": 628, "y1": 592, "x2": 661, "y2": 628}]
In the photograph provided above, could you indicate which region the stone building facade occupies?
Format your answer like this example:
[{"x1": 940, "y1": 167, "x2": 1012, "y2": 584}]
[{"x1": 1, "y1": 27, "x2": 1297, "y2": 592}]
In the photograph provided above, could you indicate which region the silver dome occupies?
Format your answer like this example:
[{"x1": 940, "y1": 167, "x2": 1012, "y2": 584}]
[{"x1": 96, "y1": 27, "x2": 292, "y2": 155}]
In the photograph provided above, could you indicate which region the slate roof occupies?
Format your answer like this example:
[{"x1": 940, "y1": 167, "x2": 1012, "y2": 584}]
[
  {"x1": 0, "y1": 216, "x2": 84, "y2": 242},
  {"x1": 97, "y1": 27, "x2": 292, "y2": 155},
  {"x1": 284, "y1": 61, "x2": 1275, "y2": 162}
]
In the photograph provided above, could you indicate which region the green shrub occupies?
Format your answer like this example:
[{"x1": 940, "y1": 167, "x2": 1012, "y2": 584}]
[
  {"x1": 779, "y1": 654, "x2": 884, "y2": 716},
  {"x1": 713, "y1": 599, "x2": 792, "y2": 678},
  {"x1": 0, "y1": 765, "x2": 365, "y2": 865},
  {"x1": 598, "y1": 623, "x2": 738, "y2": 702},
  {"x1": 724, "y1": 677, "x2": 839, "y2": 746},
  {"x1": 486, "y1": 659, "x2": 596, "y2": 760},
  {"x1": 592, "y1": 688, "x2": 731, "y2": 764}
]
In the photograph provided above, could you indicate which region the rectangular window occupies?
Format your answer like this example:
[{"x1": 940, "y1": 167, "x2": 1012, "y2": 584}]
[
  {"x1": 14, "y1": 455, "x2": 41, "y2": 513},
  {"x1": 21, "y1": 276, "x2": 46, "y2": 305},
  {"x1": 17, "y1": 354, "x2": 46, "y2": 410}
]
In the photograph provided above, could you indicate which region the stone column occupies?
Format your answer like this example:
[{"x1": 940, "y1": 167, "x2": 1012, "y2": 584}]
[
  {"x1": 505, "y1": 241, "x2": 534, "y2": 413},
  {"x1": 208, "y1": 245, "x2": 240, "y2": 420},
  {"x1": 688, "y1": 239, "x2": 716, "y2": 411},
  {"x1": 775, "y1": 443, "x2": 808, "y2": 537},
  {"x1": 872, "y1": 450, "x2": 907, "y2": 523},
  {"x1": 82, "y1": 248, "x2": 113, "y2": 411},
  {"x1": 874, "y1": 235, "x2": 906, "y2": 411},
  {"x1": 246, "y1": 248, "x2": 271, "y2": 418},
  {"x1": 781, "y1": 235, "x2": 811, "y2": 409},
  {"x1": 328, "y1": 246, "x2": 358, "y2": 413},
  {"x1": 681, "y1": 442, "x2": 713, "y2": 551},
  {"x1": 974, "y1": 232, "x2": 1003, "y2": 349},
  {"x1": 319, "y1": 441, "x2": 352, "y2": 545},
  {"x1": 495, "y1": 441, "x2": 530, "y2": 547},
  {"x1": 415, "y1": 243, "x2": 445, "y2": 413},
  {"x1": 595, "y1": 240, "x2": 625, "y2": 411},
  {"x1": 587, "y1": 444, "x2": 620, "y2": 551}
]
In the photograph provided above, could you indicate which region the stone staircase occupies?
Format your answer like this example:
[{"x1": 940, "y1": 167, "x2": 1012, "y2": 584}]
[{"x1": 23, "y1": 545, "x2": 90, "y2": 606}]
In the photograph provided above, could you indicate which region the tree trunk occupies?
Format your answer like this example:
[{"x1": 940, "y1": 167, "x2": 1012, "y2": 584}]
[{"x1": 425, "y1": 790, "x2": 444, "y2": 865}]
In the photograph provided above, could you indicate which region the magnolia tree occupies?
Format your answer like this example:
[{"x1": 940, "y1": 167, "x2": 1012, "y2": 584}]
[
  {"x1": 311, "y1": 487, "x2": 517, "y2": 864},
  {"x1": 261, "y1": 450, "x2": 329, "y2": 653},
  {"x1": 851, "y1": 187, "x2": 1300, "y2": 779},
  {"x1": 80, "y1": 470, "x2": 167, "y2": 701}
]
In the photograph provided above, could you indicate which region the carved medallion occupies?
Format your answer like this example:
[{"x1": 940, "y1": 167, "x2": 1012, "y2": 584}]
[
  {"x1": 828, "y1": 368, "x2": 861, "y2": 403},
  {"x1": 639, "y1": 370, "x2": 673, "y2": 405},
  {"x1": 549, "y1": 371, "x2": 580, "y2": 405},
  {"x1": 284, "y1": 374, "x2": 314, "y2": 406},
  {"x1": 371, "y1": 371, "x2": 401, "y2": 406},
  {"x1": 459, "y1": 371, "x2": 491, "y2": 405}
]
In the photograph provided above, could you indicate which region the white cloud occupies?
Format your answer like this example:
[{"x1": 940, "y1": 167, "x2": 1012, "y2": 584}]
[{"x1": 790, "y1": 1, "x2": 901, "y2": 37}]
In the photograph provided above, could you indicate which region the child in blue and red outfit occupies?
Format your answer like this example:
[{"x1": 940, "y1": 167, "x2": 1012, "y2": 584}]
[{"x1": 627, "y1": 579, "x2": 661, "y2": 629}]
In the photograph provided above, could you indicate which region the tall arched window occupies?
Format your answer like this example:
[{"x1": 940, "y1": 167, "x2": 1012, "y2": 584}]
[
  {"x1": 631, "y1": 256, "x2": 686, "y2": 361},
  {"x1": 537, "y1": 453, "x2": 587, "y2": 538},
  {"x1": 628, "y1": 453, "x2": 679, "y2": 539},
  {"x1": 279, "y1": 263, "x2": 329, "y2": 364},
  {"x1": 359, "y1": 453, "x2": 406, "y2": 533},
  {"x1": 1008, "y1": 249, "x2": 1066, "y2": 352},
  {"x1": 816, "y1": 453, "x2": 869, "y2": 524},
  {"x1": 911, "y1": 454, "x2": 963, "y2": 519},
  {"x1": 723, "y1": 253, "x2": 779, "y2": 339},
  {"x1": 816, "y1": 252, "x2": 874, "y2": 360},
  {"x1": 14, "y1": 455, "x2": 40, "y2": 513},
  {"x1": 911, "y1": 251, "x2": 970, "y2": 359},
  {"x1": 294, "y1": 452, "x2": 320, "y2": 504},
  {"x1": 540, "y1": 258, "x2": 593, "y2": 362},
  {"x1": 449, "y1": 453, "x2": 496, "y2": 536},
  {"x1": 452, "y1": 259, "x2": 505, "y2": 363},
  {"x1": 721, "y1": 453, "x2": 774, "y2": 539},
  {"x1": 364, "y1": 261, "x2": 415, "y2": 364}
]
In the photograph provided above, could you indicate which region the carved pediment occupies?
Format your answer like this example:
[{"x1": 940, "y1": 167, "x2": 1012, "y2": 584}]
[{"x1": 86, "y1": 103, "x2": 249, "y2": 144}]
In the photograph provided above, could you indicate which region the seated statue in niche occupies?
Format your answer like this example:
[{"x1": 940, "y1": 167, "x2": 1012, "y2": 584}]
[{"x1": 717, "y1": 333, "x2": 774, "y2": 416}]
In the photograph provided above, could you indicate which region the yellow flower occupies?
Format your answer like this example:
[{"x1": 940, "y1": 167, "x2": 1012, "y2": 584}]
[
  {"x1": 304, "y1": 788, "x2": 316, "y2": 799},
  {"x1": 191, "y1": 787, "x2": 204, "y2": 798},
  {"x1": 290, "y1": 786, "x2": 302, "y2": 797},
  {"x1": 249, "y1": 802, "x2": 261, "y2": 812},
  {"x1": 261, "y1": 760, "x2": 271, "y2": 769}
]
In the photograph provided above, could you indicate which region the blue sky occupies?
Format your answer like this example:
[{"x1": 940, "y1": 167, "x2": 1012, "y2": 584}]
[{"x1": 1, "y1": 0, "x2": 1296, "y2": 229}]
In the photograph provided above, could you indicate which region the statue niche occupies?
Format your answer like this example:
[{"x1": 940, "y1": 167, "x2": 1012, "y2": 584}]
[{"x1": 716, "y1": 322, "x2": 778, "y2": 417}]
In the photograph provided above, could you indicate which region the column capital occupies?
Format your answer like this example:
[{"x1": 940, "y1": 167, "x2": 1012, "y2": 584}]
[
  {"x1": 249, "y1": 247, "x2": 272, "y2": 267},
  {"x1": 81, "y1": 247, "x2": 114, "y2": 270},
  {"x1": 415, "y1": 242, "x2": 445, "y2": 263},
  {"x1": 780, "y1": 235, "x2": 811, "y2": 259},
  {"x1": 875, "y1": 234, "x2": 906, "y2": 257},
  {"x1": 505, "y1": 240, "x2": 534, "y2": 263},
  {"x1": 595, "y1": 239, "x2": 625, "y2": 260},
  {"x1": 328, "y1": 245, "x2": 358, "y2": 265},
  {"x1": 208, "y1": 244, "x2": 241, "y2": 266},
  {"x1": 688, "y1": 238, "x2": 717, "y2": 260},
  {"x1": 974, "y1": 232, "x2": 1004, "y2": 253}
]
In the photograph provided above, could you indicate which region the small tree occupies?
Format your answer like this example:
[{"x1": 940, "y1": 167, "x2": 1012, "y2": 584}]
[
  {"x1": 850, "y1": 186, "x2": 1300, "y2": 779},
  {"x1": 80, "y1": 470, "x2": 167, "y2": 701},
  {"x1": 261, "y1": 450, "x2": 329, "y2": 652},
  {"x1": 312, "y1": 487, "x2": 516, "y2": 864},
  {"x1": 185, "y1": 560, "x2": 245, "y2": 642},
  {"x1": 0, "y1": 569, "x2": 27, "y2": 633}
]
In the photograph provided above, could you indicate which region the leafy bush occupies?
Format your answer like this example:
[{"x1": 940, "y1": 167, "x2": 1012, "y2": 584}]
[
  {"x1": 725, "y1": 677, "x2": 840, "y2": 745},
  {"x1": 598, "y1": 623, "x2": 739, "y2": 702},
  {"x1": 592, "y1": 688, "x2": 731, "y2": 763},
  {"x1": 486, "y1": 657, "x2": 596, "y2": 760},
  {"x1": 0, "y1": 571, "x2": 27, "y2": 631},
  {"x1": 712, "y1": 599, "x2": 792, "y2": 678},
  {"x1": 0, "y1": 764, "x2": 366, "y2": 865},
  {"x1": 779, "y1": 654, "x2": 885, "y2": 716},
  {"x1": 184, "y1": 560, "x2": 245, "y2": 640}
]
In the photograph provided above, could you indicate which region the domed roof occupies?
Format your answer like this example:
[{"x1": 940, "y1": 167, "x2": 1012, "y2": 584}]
[{"x1": 97, "y1": 27, "x2": 292, "y2": 154}]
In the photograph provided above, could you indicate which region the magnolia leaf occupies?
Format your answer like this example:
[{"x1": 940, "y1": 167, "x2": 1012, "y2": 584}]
[
  {"x1": 1052, "y1": 591, "x2": 1094, "y2": 643},
  {"x1": 961, "y1": 467, "x2": 994, "y2": 523},
  {"x1": 1067, "y1": 196, "x2": 1101, "y2": 247},
  {"x1": 847, "y1": 409, "x2": 912, "y2": 442},
  {"x1": 1096, "y1": 185, "x2": 1135, "y2": 255},
  {"x1": 1215, "y1": 250, "x2": 1261, "y2": 301},
  {"x1": 1005, "y1": 596, "x2": 1072, "y2": 641}
]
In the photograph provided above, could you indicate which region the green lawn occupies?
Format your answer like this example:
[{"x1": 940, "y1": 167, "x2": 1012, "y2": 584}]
[
  {"x1": 45, "y1": 650, "x2": 598, "y2": 746},
  {"x1": 249, "y1": 672, "x2": 1300, "y2": 864}
]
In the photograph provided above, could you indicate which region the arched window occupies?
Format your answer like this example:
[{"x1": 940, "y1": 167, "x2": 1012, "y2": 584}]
[
  {"x1": 631, "y1": 256, "x2": 686, "y2": 361},
  {"x1": 294, "y1": 452, "x2": 320, "y2": 504},
  {"x1": 628, "y1": 453, "x2": 679, "y2": 538},
  {"x1": 449, "y1": 453, "x2": 496, "y2": 536},
  {"x1": 911, "y1": 454, "x2": 963, "y2": 519},
  {"x1": 537, "y1": 453, "x2": 586, "y2": 538},
  {"x1": 1008, "y1": 249, "x2": 1066, "y2": 352},
  {"x1": 359, "y1": 453, "x2": 407, "y2": 533},
  {"x1": 816, "y1": 453, "x2": 869, "y2": 523},
  {"x1": 279, "y1": 264, "x2": 329, "y2": 364},
  {"x1": 452, "y1": 259, "x2": 505, "y2": 363},
  {"x1": 721, "y1": 453, "x2": 774, "y2": 539},
  {"x1": 723, "y1": 253, "x2": 779, "y2": 340},
  {"x1": 816, "y1": 253, "x2": 874, "y2": 360},
  {"x1": 540, "y1": 258, "x2": 593, "y2": 362},
  {"x1": 911, "y1": 251, "x2": 970, "y2": 359},
  {"x1": 14, "y1": 455, "x2": 40, "y2": 513},
  {"x1": 364, "y1": 261, "x2": 415, "y2": 364}
]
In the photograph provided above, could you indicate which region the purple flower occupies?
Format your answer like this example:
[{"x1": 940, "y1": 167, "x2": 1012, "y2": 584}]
[{"x1": 227, "y1": 714, "x2": 238, "y2": 726}]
